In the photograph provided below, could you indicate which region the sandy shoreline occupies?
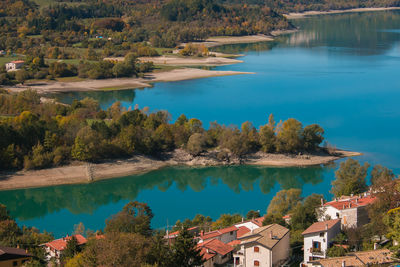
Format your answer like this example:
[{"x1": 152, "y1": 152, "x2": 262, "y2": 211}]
[
  {"x1": 5, "y1": 68, "x2": 254, "y2": 94},
  {"x1": 0, "y1": 149, "x2": 361, "y2": 191},
  {"x1": 285, "y1": 7, "x2": 400, "y2": 19}
]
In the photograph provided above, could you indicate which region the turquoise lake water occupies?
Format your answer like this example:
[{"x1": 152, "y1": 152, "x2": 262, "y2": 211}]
[{"x1": 4, "y1": 11, "x2": 400, "y2": 237}]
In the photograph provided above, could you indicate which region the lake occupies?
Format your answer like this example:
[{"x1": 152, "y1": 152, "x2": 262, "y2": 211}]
[{"x1": 4, "y1": 10, "x2": 400, "y2": 237}]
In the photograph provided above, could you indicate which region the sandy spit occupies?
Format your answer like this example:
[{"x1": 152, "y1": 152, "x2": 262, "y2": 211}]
[
  {"x1": 5, "y1": 68, "x2": 254, "y2": 94},
  {"x1": 0, "y1": 149, "x2": 361, "y2": 191},
  {"x1": 285, "y1": 7, "x2": 400, "y2": 19}
]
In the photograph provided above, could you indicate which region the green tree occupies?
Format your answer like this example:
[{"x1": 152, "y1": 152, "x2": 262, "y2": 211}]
[
  {"x1": 62, "y1": 236, "x2": 79, "y2": 260},
  {"x1": 15, "y1": 69, "x2": 29, "y2": 84},
  {"x1": 212, "y1": 214, "x2": 242, "y2": 229},
  {"x1": 267, "y1": 188, "x2": 302, "y2": 216},
  {"x1": 326, "y1": 246, "x2": 346, "y2": 257},
  {"x1": 170, "y1": 227, "x2": 204, "y2": 267},
  {"x1": 276, "y1": 118, "x2": 303, "y2": 152},
  {"x1": 246, "y1": 210, "x2": 260, "y2": 220},
  {"x1": 331, "y1": 158, "x2": 369, "y2": 197},
  {"x1": 302, "y1": 124, "x2": 324, "y2": 151},
  {"x1": 370, "y1": 164, "x2": 395, "y2": 188},
  {"x1": 186, "y1": 133, "x2": 207, "y2": 156},
  {"x1": 105, "y1": 201, "x2": 154, "y2": 237},
  {"x1": 290, "y1": 194, "x2": 324, "y2": 231}
]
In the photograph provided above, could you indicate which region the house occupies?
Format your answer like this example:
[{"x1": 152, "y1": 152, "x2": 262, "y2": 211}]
[
  {"x1": 234, "y1": 217, "x2": 264, "y2": 232},
  {"x1": 43, "y1": 234, "x2": 87, "y2": 261},
  {"x1": 0, "y1": 50, "x2": 6, "y2": 56},
  {"x1": 318, "y1": 194, "x2": 376, "y2": 228},
  {"x1": 282, "y1": 214, "x2": 292, "y2": 225},
  {"x1": 198, "y1": 225, "x2": 238, "y2": 244},
  {"x1": 306, "y1": 249, "x2": 395, "y2": 267},
  {"x1": 198, "y1": 238, "x2": 234, "y2": 267},
  {"x1": 164, "y1": 226, "x2": 199, "y2": 244},
  {"x1": 302, "y1": 219, "x2": 341, "y2": 265},
  {"x1": 233, "y1": 224, "x2": 290, "y2": 267},
  {"x1": 0, "y1": 246, "x2": 32, "y2": 267},
  {"x1": 5, "y1": 61, "x2": 24, "y2": 72}
]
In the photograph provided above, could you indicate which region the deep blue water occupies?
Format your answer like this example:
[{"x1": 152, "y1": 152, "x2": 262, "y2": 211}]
[{"x1": 4, "y1": 10, "x2": 400, "y2": 237}]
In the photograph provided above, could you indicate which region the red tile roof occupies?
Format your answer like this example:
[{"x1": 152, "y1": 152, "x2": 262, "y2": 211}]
[
  {"x1": 10, "y1": 60, "x2": 24, "y2": 64},
  {"x1": 237, "y1": 226, "x2": 251, "y2": 238},
  {"x1": 282, "y1": 214, "x2": 291, "y2": 219},
  {"x1": 227, "y1": 240, "x2": 241, "y2": 247},
  {"x1": 165, "y1": 226, "x2": 198, "y2": 239},
  {"x1": 324, "y1": 195, "x2": 376, "y2": 211},
  {"x1": 252, "y1": 217, "x2": 264, "y2": 227},
  {"x1": 197, "y1": 238, "x2": 233, "y2": 260},
  {"x1": 302, "y1": 219, "x2": 341, "y2": 235},
  {"x1": 200, "y1": 226, "x2": 238, "y2": 240},
  {"x1": 45, "y1": 234, "x2": 87, "y2": 251}
]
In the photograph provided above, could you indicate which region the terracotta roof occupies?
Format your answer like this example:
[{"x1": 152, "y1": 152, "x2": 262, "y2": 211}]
[
  {"x1": 311, "y1": 249, "x2": 394, "y2": 266},
  {"x1": 238, "y1": 224, "x2": 289, "y2": 249},
  {"x1": 282, "y1": 214, "x2": 291, "y2": 219},
  {"x1": 227, "y1": 240, "x2": 241, "y2": 247},
  {"x1": 165, "y1": 226, "x2": 198, "y2": 239},
  {"x1": 252, "y1": 217, "x2": 264, "y2": 227},
  {"x1": 197, "y1": 238, "x2": 233, "y2": 260},
  {"x1": 0, "y1": 246, "x2": 32, "y2": 261},
  {"x1": 302, "y1": 219, "x2": 341, "y2": 235},
  {"x1": 200, "y1": 226, "x2": 238, "y2": 240},
  {"x1": 45, "y1": 234, "x2": 87, "y2": 251},
  {"x1": 324, "y1": 195, "x2": 376, "y2": 211},
  {"x1": 237, "y1": 226, "x2": 251, "y2": 238},
  {"x1": 10, "y1": 60, "x2": 24, "y2": 64},
  {"x1": 198, "y1": 247, "x2": 216, "y2": 260}
]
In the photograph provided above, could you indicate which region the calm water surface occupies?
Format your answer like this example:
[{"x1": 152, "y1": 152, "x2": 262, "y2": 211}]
[{"x1": 5, "y1": 11, "x2": 400, "y2": 236}]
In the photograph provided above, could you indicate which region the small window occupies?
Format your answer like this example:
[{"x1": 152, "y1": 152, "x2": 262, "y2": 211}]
[
  {"x1": 254, "y1": 246, "x2": 259, "y2": 252},
  {"x1": 254, "y1": 260, "x2": 260, "y2": 266},
  {"x1": 13, "y1": 261, "x2": 18, "y2": 266},
  {"x1": 230, "y1": 231, "x2": 233, "y2": 235},
  {"x1": 319, "y1": 232, "x2": 324, "y2": 237},
  {"x1": 336, "y1": 212, "x2": 340, "y2": 218}
]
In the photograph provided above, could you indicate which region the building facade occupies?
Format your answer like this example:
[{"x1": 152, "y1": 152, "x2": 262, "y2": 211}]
[
  {"x1": 302, "y1": 219, "x2": 341, "y2": 265},
  {"x1": 5, "y1": 61, "x2": 24, "y2": 72},
  {"x1": 233, "y1": 224, "x2": 290, "y2": 267},
  {"x1": 0, "y1": 247, "x2": 32, "y2": 267}
]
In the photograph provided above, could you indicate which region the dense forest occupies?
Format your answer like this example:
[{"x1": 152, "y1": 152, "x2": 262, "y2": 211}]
[
  {"x1": 0, "y1": 0, "x2": 291, "y2": 54},
  {"x1": 0, "y1": 89, "x2": 325, "y2": 171}
]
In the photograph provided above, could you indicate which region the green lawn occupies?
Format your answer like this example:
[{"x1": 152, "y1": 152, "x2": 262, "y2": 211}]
[{"x1": 0, "y1": 56, "x2": 23, "y2": 66}]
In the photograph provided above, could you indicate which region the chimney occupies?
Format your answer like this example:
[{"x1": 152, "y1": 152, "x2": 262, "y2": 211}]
[
  {"x1": 242, "y1": 217, "x2": 244, "y2": 222},
  {"x1": 342, "y1": 260, "x2": 346, "y2": 267},
  {"x1": 325, "y1": 224, "x2": 328, "y2": 231},
  {"x1": 351, "y1": 193, "x2": 353, "y2": 197},
  {"x1": 321, "y1": 198, "x2": 324, "y2": 206},
  {"x1": 374, "y1": 243, "x2": 378, "y2": 250},
  {"x1": 269, "y1": 231, "x2": 273, "y2": 239}
]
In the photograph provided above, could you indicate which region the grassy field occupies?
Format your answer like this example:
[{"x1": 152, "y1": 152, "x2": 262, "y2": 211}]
[{"x1": 0, "y1": 56, "x2": 23, "y2": 66}]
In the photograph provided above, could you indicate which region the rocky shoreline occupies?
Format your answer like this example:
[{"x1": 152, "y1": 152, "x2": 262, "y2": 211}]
[{"x1": 0, "y1": 148, "x2": 361, "y2": 191}]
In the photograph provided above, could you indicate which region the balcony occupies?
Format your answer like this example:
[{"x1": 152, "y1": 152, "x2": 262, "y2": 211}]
[{"x1": 310, "y1": 247, "x2": 324, "y2": 256}]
